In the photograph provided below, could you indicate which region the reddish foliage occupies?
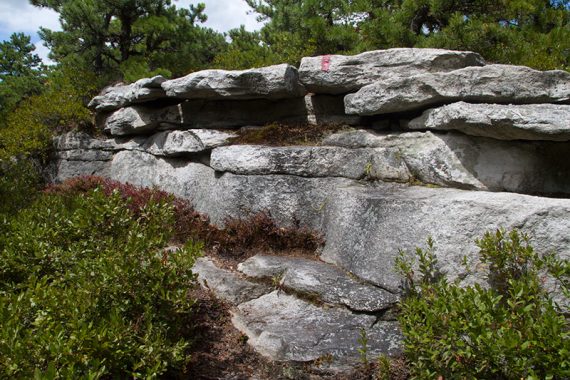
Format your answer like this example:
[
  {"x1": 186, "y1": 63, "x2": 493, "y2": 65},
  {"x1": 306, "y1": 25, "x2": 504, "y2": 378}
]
[{"x1": 45, "y1": 177, "x2": 324, "y2": 258}]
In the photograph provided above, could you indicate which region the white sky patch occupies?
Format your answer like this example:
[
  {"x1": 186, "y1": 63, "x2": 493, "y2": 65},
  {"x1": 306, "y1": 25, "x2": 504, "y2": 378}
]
[
  {"x1": 175, "y1": 0, "x2": 264, "y2": 32},
  {"x1": 0, "y1": 1, "x2": 60, "y2": 39}
]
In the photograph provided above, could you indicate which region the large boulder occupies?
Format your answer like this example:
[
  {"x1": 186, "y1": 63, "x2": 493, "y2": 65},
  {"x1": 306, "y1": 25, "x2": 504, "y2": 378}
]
[
  {"x1": 88, "y1": 76, "x2": 167, "y2": 112},
  {"x1": 321, "y1": 183, "x2": 570, "y2": 293},
  {"x1": 162, "y1": 64, "x2": 306, "y2": 100},
  {"x1": 406, "y1": 102, "x2": 570, "y2": 141},
  {"x1": 299, "y1": 48, "x2": 485, "y2": 94},
  {"x1": 345, "y1": 65, "x2": 570, "y2": 115}
]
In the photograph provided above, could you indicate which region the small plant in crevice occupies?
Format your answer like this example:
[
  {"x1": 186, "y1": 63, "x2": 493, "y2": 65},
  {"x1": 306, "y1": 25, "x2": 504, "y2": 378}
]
[
  {"x1": 231, "y1": 122, "x2": 352, "y2": 146},
  {"x1": 395, "y1": 229, "x2": 570, "y2": 380},
  {"x1": 357, "y1": 328, "x2": 370, "y2": 368}
]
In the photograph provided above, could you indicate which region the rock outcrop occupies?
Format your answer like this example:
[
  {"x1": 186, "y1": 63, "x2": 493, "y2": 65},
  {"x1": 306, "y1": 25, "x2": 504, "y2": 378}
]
[
  {"x1": 299, "y1": 48, "x2": 485, "y2": 94},
  {"x1": 50, "y1": 48, "x2": 570, "y2": 371},
  {"x1": 345, "y1": 65, "x2": 570, "y2": 115},
  {"x1": 406, "y1": 102, "x2": 570, "y2": 141}
]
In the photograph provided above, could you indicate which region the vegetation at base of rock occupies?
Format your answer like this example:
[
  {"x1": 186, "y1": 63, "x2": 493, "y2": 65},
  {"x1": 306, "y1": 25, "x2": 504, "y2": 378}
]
[
  {"x1": 395, "y1": 230, "x2": 570, "y2": 379},
  {"x1": 232, "y1": 122, "x2": 353, "y2": 147},
  {"x1": 47, "y1": 176, "x2": 324, "y2": 261},
  {"x1": 0, "y1": 176, "x2": 201, "y2": 378}
]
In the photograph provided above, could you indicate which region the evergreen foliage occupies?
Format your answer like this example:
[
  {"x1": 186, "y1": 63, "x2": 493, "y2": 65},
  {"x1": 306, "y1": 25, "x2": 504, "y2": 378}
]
[
  {"x1": 0, "y1": 184, "x2": 200, "y2": 378},
  {"x1": 30, "y1": 0, "x2": 227, "y2": 81},
  {"x1": 243, "y1": 0, "x2": 570, "y2": 70}
]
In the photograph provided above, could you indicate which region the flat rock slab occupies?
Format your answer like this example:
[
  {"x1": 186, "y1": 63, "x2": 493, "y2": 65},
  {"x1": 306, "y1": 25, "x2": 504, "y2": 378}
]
[
  {"x1": 162, "y1": 64, "x2": 306, "y2": 100},
  {"x1": 321, "y1": 183, "x2": 570, "y2": 293},
  {"x1": 193, "y1": 257, "x2": 270, "y2": 305},
  {"x1": 238, "y1": 255, "x2": 399, "y2": 312},
  {"x1": 325, "y1": 129, "x2": 570, "y2": 193},
  {"x1": 210, "y1": 145, "x2": 374, "y2": 179},
  {"x1": 345, "y1": 64, "x2": 570, "y2": 115},
  {"x1": 299, "y1": 48, "x2": 485, "y2": 94},
  {"x1": 232, "y1": 291, "x2": 402, "y2": 364},
  {"x1": 88, "y1": 76, "x2": 167, "y2": 112},
  {"x1": 102, "y1": 97, "x2": 309, "y2": 136},
  {"x1": 407, "y1": 102, "x2": 570, "y2": 141}
]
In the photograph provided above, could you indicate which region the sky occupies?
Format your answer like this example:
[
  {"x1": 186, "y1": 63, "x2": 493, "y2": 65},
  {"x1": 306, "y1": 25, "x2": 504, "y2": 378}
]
[{"x1": 0, "y1": 0, "x2": 263, "y2": 63}]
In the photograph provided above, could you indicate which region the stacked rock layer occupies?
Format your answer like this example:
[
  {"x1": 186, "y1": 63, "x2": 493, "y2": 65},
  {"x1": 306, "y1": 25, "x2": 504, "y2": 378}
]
[{"x1": 50, "y1": 48, "x2": 570, "y2": 372}]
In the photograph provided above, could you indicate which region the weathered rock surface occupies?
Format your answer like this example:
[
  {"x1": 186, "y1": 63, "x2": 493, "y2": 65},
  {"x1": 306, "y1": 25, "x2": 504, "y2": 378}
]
[
  {"x1": 102, "y1": 97, "x2": 309, "y2": 135},
  {"x1": 108, "y1": 150, "x2": 351, "y2": 229},
  {"x1": 162, "y1": 64, "x2": 306, "y2": 100},
  {"x1": 88, "y1": 76, "x2": 167, "y2": 112},
  {"x1": 299, "y1": 48, "x2": 485, "y2": 94},
  {"x1": 407, "y1": 102, "x2": 570, "y2": 141},
  {"x1": 345, "y1": 65, "x2": 570, "y2": 115},
  {"x1": 232, "y1": 291, "x2": 402, "y2": 364},
  {"x1": 143, "y1": 130, "x2": 235, "y2": 156},
  {"x1": 103, "y1": 104, "x2": 182, "y2": 136},
  {"x1": 321, "y1": 183, "x2": 570, "y2": 293},
  {"x1": 238, "y1": 255, "x2": 399, "y2": 312},
  {"x1": 324, "y1": 129, "x2": 570, "y2": 194},
  {"x1": 193, "y1": 257, "x2": 270, "y2": 305},
  {"x1": 210, "y1": 145, "x2": 374, "y2": 179}
]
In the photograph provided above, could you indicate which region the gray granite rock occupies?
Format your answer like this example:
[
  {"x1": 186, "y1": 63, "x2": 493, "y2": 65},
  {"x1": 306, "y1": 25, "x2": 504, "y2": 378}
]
[
  {"x1": 321, "y1": 183, "x2": 570, "y2": 293},
  {"x1": 231, "y1": 291, "x2": 402, "y2": 364},
  {"x1": 102, "y1": 97, "x2": 309, "y2": 136},
  {"x1": 407, "y1": 102, "x2": 570, "y2": 141},
  {"x1": 299, "y1": 48, "x2": 485, "y2": 94},
  {"x1": 143, "y1": 130, "x2": 236, "y2": 156},
  {"x1": 193, "y1": 257, "x2": 270, "y2": 305},
  {"x1": 304, "y1": 94, "x2": 364, "y2": 125},
  {"x1": 88, "y1": 75, "x2": 167, "y2": 112},
  {"x1": 162, "y1": 64, "x2": 306, "y2": 100},
  {"x1": 345, "y1": 65, "x2": 570, "y2": 115},
  {"x1": 323, "y1": 129, "x2": 570, "y2": 194},
  {"x1": 103, "y1": 104, "x2": 182, "y2": 136},
  {"x1": 210, "y1": 145, "x2": 374, "y2": 179},
  {"x1": 108, "y1": 150, "x2": 351, "y2": 229},
  {"x1": 238, "y1": 255, "x2": 399, "y2": 312}
]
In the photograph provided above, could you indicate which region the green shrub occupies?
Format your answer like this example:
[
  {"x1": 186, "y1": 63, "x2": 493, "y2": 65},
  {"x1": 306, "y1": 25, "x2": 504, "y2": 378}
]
[
  {"x1": 396, "y1": 229, "x2": 570, "y2": 380},
  {"x1": 0, "y1": 187, "x2": 200, "y2": 378},
  {"x1": 0, "y1": 159, "x2": 42, "y2": 216}
]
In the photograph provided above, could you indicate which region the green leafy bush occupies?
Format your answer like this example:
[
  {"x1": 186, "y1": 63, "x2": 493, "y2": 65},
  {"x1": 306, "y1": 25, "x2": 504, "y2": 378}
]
[
  {"x1": 0, "y1": 187, "x2": 200, "y2": 378},
  {"x1": 396, "y1": 230, "x2": 570, "y2": 379}
]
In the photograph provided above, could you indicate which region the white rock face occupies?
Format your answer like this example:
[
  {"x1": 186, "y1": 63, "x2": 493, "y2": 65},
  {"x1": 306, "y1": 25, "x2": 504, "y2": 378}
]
[
  {"x1": 88, "y1": 76, "x2": 167, "y2": 112},
  {"x1": 210, "y1": 145, "x2": 375, "y2": 179},
  {"x1": 407, "y1": 102, "x2": 570, "y2": 141},
  {"x1": 321, "y1": 184, "x2": 570, "y2": 293},
  {"x1": 232, "y1": 291, "x2": 402, "y2": 364},
  {"x1": 299, "y1": 48, "x2": 485, "y2": 94},
  {"x1": 162, "y1": 64, "x2": 306, "y2": 100},
  {"x1": 345, "y1": 65, "x2": 570, "y2": 115}
]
